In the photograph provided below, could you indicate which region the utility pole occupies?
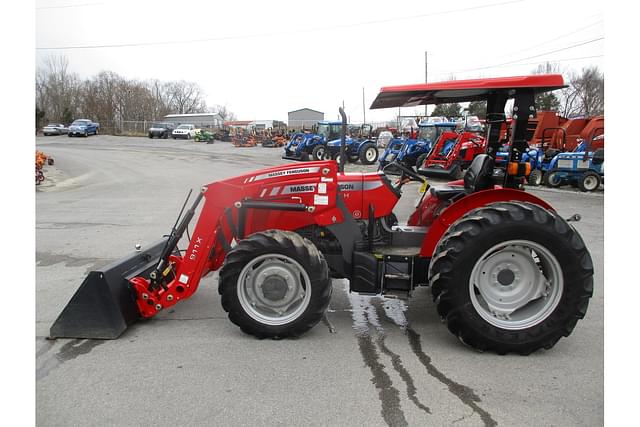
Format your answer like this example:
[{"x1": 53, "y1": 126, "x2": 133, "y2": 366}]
[
  {"x1": 424, "y1": 51, "x2": 428, "y2": 117},
  {"x1": 362, "y1": 87, "x2": 366, "y2": 124}
]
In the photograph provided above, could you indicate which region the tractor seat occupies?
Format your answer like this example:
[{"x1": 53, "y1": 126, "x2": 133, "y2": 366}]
[
  {"x1": 429, "y1": 186, "x2": 464, "y2": 201},
  {"x1": 430, "y1": 154, "x2": 495, "y2": 201}
]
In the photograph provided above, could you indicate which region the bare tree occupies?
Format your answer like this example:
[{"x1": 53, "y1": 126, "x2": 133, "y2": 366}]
[
  {"x1": 570, "y1": 66, "x2": 604, "y2": 116},
  {"x1": 167, "y1": 81, "x2": 208, "y2": 114},
  {"x1": 36, "y1": 55, "x2": 82, "y2": 124},
  {"x1": 215, "y1": 104, "x2": 237, "y2": 122},
  {"x1": 531, "y1": 62, "x2": 561, "y2": 112},
  {"x1": 35, "y1": 55, "x2": 236, "y2": 133}
]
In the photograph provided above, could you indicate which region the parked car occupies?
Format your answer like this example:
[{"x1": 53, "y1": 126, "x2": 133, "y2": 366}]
[
  {"x1": 148, "y1": 122, "x2": 175, "y2": 139},
  {"x1": 43, "y1": 123, "x2": 68, "y2": 136},
  {"x1": 172, "y1": 124, "x2": 197, "y2": 140},
  {"x1": 68, "y1": 119, "x2": 100, "y2": 137}
]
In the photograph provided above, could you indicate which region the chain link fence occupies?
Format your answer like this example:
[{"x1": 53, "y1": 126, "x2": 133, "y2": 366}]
[{"x1": 47, "y1": 119, "x2": 401, "y2": 137}]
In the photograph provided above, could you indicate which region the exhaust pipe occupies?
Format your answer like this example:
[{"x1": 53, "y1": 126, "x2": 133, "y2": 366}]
[{"x1": 338, "y1": 107, "x2": 347, "y2": 172}]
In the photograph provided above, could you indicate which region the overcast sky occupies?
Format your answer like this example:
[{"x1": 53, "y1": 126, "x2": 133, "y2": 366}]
[{"x1": 36, "y1": 0, "x2": 604, "y2": 123}]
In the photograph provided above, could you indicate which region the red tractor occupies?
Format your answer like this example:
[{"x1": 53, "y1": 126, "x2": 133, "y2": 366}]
[
  {"x1": 51, "y1": 75, "x2": 593, "y2": 355},
  {"x1": 416, "y1": 130, "x2": 486, "y2": 179}
]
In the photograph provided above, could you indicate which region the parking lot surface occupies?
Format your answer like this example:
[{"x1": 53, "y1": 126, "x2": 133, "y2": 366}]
[{"x1": 36, "y1": 135, "x2": 603, "y2": 426}]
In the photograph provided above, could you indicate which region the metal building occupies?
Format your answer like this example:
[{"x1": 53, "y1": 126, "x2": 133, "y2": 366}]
[
  {"x1": 287, "y1": 108, "x2": 324, "y2": 131},
  {"x1": 163, "y1": 113, "x2": 224, "y2": 129}
]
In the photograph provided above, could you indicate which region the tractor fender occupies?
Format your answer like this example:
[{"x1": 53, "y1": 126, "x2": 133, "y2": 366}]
[{"x1": 419, "y1": 188, "x2": 555, "y2": 258}]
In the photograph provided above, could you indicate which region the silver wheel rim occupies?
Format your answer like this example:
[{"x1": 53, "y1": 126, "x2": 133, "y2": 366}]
[
  {"x1": 583, "y1": 175, "x2": 598, "y2": 190},
  {"x1": 237, "y1": 253, "x2": 312, "y2": 326},
  {"x1": 365, "y1": 147, "x2": 377, "y2": 162},
  {"x1": 469, "y1": 239, "x2": 563, "y2": 330},
  {"x1": 548, "y1": 173, "x2": 561, "y2": 186},
  {"x1": 315, "y1": 147, "x2": 325, "y2": 160}
]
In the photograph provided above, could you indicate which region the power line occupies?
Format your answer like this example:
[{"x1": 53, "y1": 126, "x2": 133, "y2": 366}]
[
  {"x1": 492, "y1": 20, "x2": 603, "y2": 60},
  {"x1": 433, "y1": 37, "x2": 603, "y2": 76},
  {"x1": 36, "y1": 2, "x2": 102, "y2": 10},
  {"x1": 429, "y1": 55, "x2": 604, "y2": 79},
  {"x1": 36, "y1": 0, "x2": 525, "y2": 50}
]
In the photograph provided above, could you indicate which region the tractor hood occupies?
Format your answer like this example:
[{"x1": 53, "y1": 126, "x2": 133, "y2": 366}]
[{"x1": 326, "y1": 137, "x2": 354, "y2": 147}]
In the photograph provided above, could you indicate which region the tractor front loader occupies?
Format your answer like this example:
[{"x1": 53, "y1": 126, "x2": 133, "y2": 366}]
[{"x1": 51, "y1": 75, "x2": 593, "y2": 355}]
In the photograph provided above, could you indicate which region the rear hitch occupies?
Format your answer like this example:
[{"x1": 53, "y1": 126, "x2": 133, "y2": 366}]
[{"x1": 566, "y1": 214, "x2": 581, "y2": 222}]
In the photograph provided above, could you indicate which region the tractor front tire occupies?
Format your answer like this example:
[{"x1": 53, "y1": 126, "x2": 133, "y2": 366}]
[
  {"x1": 359, "y1": 142, "x2": 379, "y2": 165},
  {"x1": 332, "y1": 151, "x2": 344, "y2": 165},
  {"x1": 544, "y1": 169, "x2": 563, "y2": 188},
  {"x1": 219, "y1": 230, "x2": 332, "y2": 339},
  {"x1": 578, "y1": 171, "x2": 601, "y2": 192},
  {"x1": 528, "y1": 169, "x2": 543, "y2": 186},
  {"x1": 429, "y1": 201, "x2": 593, "y2": 355},
  {"x1": 311, "y1": 145, "x2": 326, "y2": 161}
]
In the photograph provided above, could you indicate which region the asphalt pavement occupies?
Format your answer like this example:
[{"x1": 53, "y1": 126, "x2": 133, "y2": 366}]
[{"x1": 36, "y1": 135, "x2": 604, "y2": 426}]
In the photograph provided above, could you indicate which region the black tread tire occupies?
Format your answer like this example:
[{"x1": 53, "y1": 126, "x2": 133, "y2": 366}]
[
  {"x1": 332, "y1": 151, "x2": 344, "y2": 165},
  {"x1": 528, "y1": 169, "x2": 543, "y2": 186},
  {"x1": 578, "y1": 171, "x2": 601, "y2": 192},
  {"x1": 219, "y1": 230, "x2": 332, "y2": 339},
  {"x1": 428, "y1": 201, "x2": 593, "y2": 355},
  {"x1": 359, "y1": 142, "x2": 379, "y2": 165},
  {"x1": 415, "y1": 153, "x2": 429, "y2": 171},
  {"x1": 449, "y1": 163, "x2": 463, "y2": 180},
  {"x1": 311, "y1": 145, "x2": 326, "y2": 161},
  {"x1": 544, "y1": 169, "x2": 563, "y2": 187}
]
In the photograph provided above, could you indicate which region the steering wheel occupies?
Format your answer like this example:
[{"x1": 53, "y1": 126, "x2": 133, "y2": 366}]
[{"x1": 383, "y1": 160, "x2": 425, "y2": 191}]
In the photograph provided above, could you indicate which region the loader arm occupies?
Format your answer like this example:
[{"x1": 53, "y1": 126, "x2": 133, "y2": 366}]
[{"x1": 129, "y1": 162, "x2": 348, "y2": 318}]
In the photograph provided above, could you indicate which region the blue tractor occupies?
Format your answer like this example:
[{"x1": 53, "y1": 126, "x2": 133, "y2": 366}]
[
  {"x1": 378, "y1": 121, "x2": 458, "y2": 171},
  {"x1": 282, "y1": 121, "x2": 343, "y2": 161},
  {"x1": 323, "y1": 124, "x2": 379, "y2": 165},
  {"x1": 495, "y1": 126, "x2": 567, "y2": 186},
  {"x1": 543, "y1": 134, "x2": 604, "y2": 192}
]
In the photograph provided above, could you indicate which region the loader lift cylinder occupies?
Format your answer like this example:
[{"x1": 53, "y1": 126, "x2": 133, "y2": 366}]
[{"x1": 151, "y1": 189, "x2": 205, "y2": 290}]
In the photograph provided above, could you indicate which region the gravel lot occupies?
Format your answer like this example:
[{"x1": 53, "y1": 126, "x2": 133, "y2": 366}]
[{"x1": 36, "y1": 135, "x2": 603, "y2": 426}]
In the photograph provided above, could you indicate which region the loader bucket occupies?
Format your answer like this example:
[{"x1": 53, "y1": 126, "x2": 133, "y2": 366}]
[{"x1": 49, "y1": 238, "x2": 169, "y2": 339}]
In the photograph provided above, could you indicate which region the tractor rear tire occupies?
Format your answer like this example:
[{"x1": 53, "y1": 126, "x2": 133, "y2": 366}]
[
  {"x1": 578, "y1": 171, "x2": 601, "y2": 192},
  {"x1": 311, "y1": 145, "x2": 326, "y2": 161},
  {"x1": 528, "y1": 169, "x2": 543, "y2": 186},
  {"x1": 219, "y1": 230, "x2": 332, "y2": 339},
  {"x1": 428, "y1": 201, "x2": 593, "y2": 355},
  {"x1": 359, "y1": 142, "x2": 379, "y2": 165},
  {"x1": 544, "y1": 169, "x2": 563, "y2": 188}
]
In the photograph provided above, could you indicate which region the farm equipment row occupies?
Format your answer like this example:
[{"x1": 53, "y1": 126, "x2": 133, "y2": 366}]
[
  {"x1": 35, "y1": 150, "x2": 54, "y2": 185},
  {"x1": 282, "y1": 121, "x2": 379, "y2": 164},
  {"x1": 380, "y1": 109, "x2": 604, "y2": 191},
  {"x1": 50, "y1": 74, "x2": 594, "y2": 356},
  {"x1": 498, "y1": 114, "x2": 605, "y2": 191}
]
